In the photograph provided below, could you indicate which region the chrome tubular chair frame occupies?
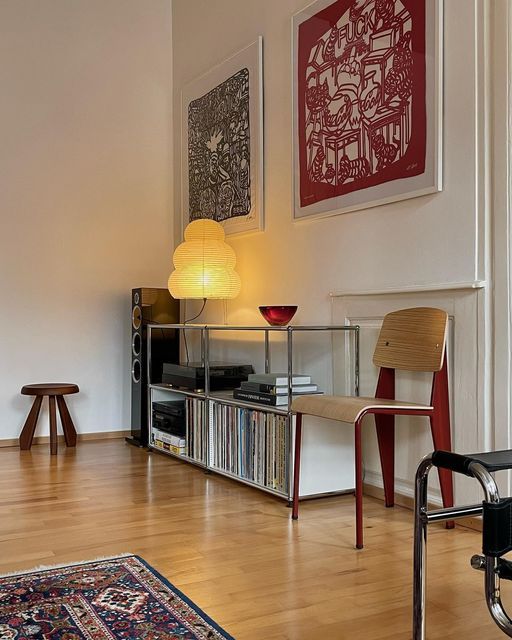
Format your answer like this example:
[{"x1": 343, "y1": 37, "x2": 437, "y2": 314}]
[{"x1": 413, "y1": 454, "x2": 512, "y2": 638}]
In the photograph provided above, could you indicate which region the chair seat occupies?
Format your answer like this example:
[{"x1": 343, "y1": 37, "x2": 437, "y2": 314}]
[
  {"x1": 291, "y1": 394, "x2": 433, "y2": 424},
  {"x1": 432, "y1": 450, "x2": 512, "y2": 476}
]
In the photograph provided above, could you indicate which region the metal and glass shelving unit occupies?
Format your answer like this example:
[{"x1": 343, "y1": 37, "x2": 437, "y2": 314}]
[{"x1": 147, "y1": 324, "x2": 360, "y2": 502}]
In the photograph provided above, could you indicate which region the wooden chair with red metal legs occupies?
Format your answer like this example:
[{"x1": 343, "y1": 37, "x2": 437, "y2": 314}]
[{"x1": 291, "y1": 307, "x2": 454, "y2": 549}]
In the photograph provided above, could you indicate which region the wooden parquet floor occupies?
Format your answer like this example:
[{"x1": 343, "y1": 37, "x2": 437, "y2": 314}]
[{"x1": 0, "y1": 440, "x2": 506, "y2": 639}]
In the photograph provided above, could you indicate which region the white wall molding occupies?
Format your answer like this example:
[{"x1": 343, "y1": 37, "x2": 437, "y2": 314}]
[
  {"x1": 0, "y1": 431, "x2": 129, "y2": 449},
  {"x1": 491, "y1": 0, "x2": 512, "y2": 490},
  {"x1": 364, "y1": 469, "x2": 441, "y2": 505},
  {"x1": 330, "y1": 281, "x2": 486, "y2": 298}
]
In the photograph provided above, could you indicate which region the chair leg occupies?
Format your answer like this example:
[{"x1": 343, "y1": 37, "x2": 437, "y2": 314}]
[
  {"x1": 412, "y1": 455, "x2": 433, "y2": 640},
  {"x1": 430, "y1": 358, "x2": 454, "y2": 513},
  {"x1": 291, "y1": 413, "x2": 303, "y2": 520},
  {"x1": 355, "y1": 418, "x2": 364, "y2": 549},
  {"x1": 375, "y1": 367, "x2": 396, "y2": 508},
  {"x1": 19, "y1": 396, "x2": 43, "y2": 450},
  {"x1": 375, "y1": 413, "x2": 395, "y2": 507},
  {"x1": 49, "y1": 395, "x2": 58, "y2": 455},
  {"x1": 57, "y1": 396, "x2": 77, "y2": 447},
  {"x1": 429, "y1": 412, "x2": 454, "y2": 505}
]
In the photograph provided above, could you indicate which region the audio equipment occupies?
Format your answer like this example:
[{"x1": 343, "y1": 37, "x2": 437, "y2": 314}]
[
  {"x1": 126, "y1": 287, "x2": 180, "y2": 448},
  {"x1": 161, "y1": 362, "x2": 253, "y2": 391},
  {"x1": 152, "y1": 400, "x2": 186, "y2": 438}
]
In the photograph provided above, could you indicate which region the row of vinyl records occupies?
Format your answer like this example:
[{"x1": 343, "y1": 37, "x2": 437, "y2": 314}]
[
  {"x1": 186, "y1": 397, "x2": 207, "y2": 464},
  {"x1": 211, "y1": 403, "x2": 290, "y2": 495}
]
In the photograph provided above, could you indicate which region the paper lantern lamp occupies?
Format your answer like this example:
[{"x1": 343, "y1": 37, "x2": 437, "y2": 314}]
[{"x1": 168, "y1": 219, "x2": 241, "y2": 299}]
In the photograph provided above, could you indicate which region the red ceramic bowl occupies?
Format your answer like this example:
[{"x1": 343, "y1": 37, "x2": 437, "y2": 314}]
[{"x1": 259, "y1": 305, "x2": 298, "y2": 326}]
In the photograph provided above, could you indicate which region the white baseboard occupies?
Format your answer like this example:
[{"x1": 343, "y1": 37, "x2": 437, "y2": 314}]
[
  {"x1": 364, "y1": 468, "x2": 483, "y2": 535},
  {"x1": 364, "y1": 468, "x2": 442, "y2": 507},
  {"x1": 0, "y1": 430, "x2": 130, "y2": 448}
]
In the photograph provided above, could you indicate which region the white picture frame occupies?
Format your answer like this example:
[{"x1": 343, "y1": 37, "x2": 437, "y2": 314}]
[
  {"x1": 182, "y1": 37, "x2": 264, "y2": 236},
  {"x1": 292, "y1": 0, "x2": 443, "y2": 221}
]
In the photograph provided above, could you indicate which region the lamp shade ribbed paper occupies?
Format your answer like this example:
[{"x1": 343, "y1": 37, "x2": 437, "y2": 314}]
[{"x1": 168, "y1": 219, "x2": 241, "y2": 299}]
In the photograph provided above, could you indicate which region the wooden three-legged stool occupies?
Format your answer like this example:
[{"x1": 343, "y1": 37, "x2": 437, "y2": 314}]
[{"x1": 19, "y1": 383, "x2": 79, "y2": 455}]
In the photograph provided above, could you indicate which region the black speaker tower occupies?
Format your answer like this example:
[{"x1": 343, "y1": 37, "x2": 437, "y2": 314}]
[{"x1": 126, "y1": 287, "x2": 180, "y2": 448}]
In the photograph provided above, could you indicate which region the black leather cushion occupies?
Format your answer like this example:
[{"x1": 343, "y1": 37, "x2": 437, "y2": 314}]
[
  {"x1": 483, "y1": 498, "x2": 512, "y2": 557},
  {"x1": 432, "y1": 450, "x2": 512, "y2": 477}
]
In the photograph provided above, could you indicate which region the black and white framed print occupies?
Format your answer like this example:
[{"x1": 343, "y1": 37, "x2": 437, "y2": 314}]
[{"x1": 182, "y1": 38, "x2": 263, "y2": 235}]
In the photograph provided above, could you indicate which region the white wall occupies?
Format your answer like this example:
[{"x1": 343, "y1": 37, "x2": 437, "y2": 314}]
[
  {"x1": 0, "y1": 0, "x2": 174, "y2": 439},
  {"x1": 173, "y1": 0, "x2": 483, "y2": 325},
  {"x1": 172, "y1": 0, "x2": 497, "y2": 498}
]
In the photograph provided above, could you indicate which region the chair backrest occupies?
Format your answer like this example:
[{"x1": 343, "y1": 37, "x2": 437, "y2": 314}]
[{"x1": 373, "y1": 307, "x2": 448, "y2": 372}]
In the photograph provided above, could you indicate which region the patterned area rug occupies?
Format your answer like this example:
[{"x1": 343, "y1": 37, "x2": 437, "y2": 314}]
[{"x1": 0, "y1": 554, "x2": 234, "y2": 639}]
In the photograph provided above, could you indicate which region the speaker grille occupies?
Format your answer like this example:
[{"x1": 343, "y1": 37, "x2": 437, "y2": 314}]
[
  {"x1": 132, "y1": 359, "x2": 141, "y2": 383},
  {"x1": 132, "y1": 305, "x2": 141, "y2": 330},
  {"x1": 132, "y1": 333, "x2": 141, "y2": 356}
]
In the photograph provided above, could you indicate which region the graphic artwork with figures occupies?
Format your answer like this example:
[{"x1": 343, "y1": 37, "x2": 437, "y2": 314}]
[
  {"x1": 188, "y1": 68, "x2": 251, "y2": 223},
  {"x1": 298, "y1": 0, "x2": 426, "y2": 208}
]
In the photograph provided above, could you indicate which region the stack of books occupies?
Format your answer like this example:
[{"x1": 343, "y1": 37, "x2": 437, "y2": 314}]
[{"x1": 233, "y1": 372, "x2": 322, "y2": 407}]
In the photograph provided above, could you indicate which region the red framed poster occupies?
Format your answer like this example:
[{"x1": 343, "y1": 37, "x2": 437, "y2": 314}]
[{"x1": 292, "y1": 0, "x2": 442, "y2": 220}]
